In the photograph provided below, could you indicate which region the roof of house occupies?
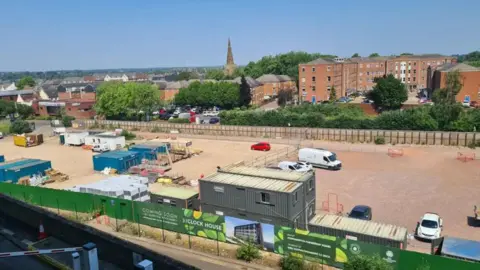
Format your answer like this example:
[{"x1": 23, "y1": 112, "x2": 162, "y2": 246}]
[
  {"x1": 256, "y1": 74, "x2": 293, "y2": 83},
  {"x1": 41, "y1": 85, "x2": 58, "y2": 98},
  {"x1": 62, "y1": 77, "x2": 84, "y2": 83},
  {"x1": 436, "y1": 63, "x2": 480, "y2": 72},
  {"x1": 150, "y1": 186, "x2": 199, "y2": 199},
  {"x1": 0, "y1": 89, "x2": 34, "y2": 97},
  {"x1": 165, "y1": 80, "x2": 191, "y2": 89},
  {"x1": 228, "y1": 76, "x2": 262, "y2": 87},
  {"x1": 219, "y1": 165, "x2": 312, "y2": 182},
  {"x1": 201, "y1": 171, "x2": 301, "y2": 193},
  {"x1": 305, "y1": 58, "x2": 337, "y2": 65},
  {"x1": 309, "y1": 213, "x2": 408, "y2": 242},
  {"x1": 106, "y1": 73, "x2": 127, "y2": 77}
]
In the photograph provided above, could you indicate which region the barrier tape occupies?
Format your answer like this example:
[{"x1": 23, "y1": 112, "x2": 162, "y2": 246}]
[{"x1": 0, "y1": 247, "x2": 82, "y2": 258}]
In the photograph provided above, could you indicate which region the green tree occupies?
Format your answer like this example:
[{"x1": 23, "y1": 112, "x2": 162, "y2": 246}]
[
  {"x1": 15, "y1": 104, "x2": 34, "y2": 119},
  {"x1": 243, "y1": 51, "x2": 336, "y2": 84},
  {"x1": 329, "y1": 86, "x2": 337, "y2": 102},
  {"x1": 344, "y1": 254, "x2": 393, "y2": 270},
  {"x1": 277, "y1": 89, "x2": 293, "y2": 107},
  {"x1": 369, "y1": 53, "x2": 380, "y2": 57},
  {"x1": 0, "y1": 100, "x2": 16, "y2": 117},
  {"x1": 174, "y1": 81, "x2": 240, "y2": 109},
  {"x1": 9, "y1": 120, "x2": 32, "y2": 134},
  {"x1": 95, "y1": 82, "x2": 160, "y2": 119},
  {"x1": 205, "y1": 69, "x2": 226, "y2": 80},
  {"x1": 432, "y1": 70, "x2": 462, "y2": 104},
  {"x1": 352, "y1": 53, "x2": 360, "y2": 57},
  {"x1": 400, "y1": 52, "x2": 414, "y2": 56},
  {"x1": 16, "y1": 76, "x2": 36, "y2": 89},
  {"x1": 239, "y1": 75, "x2": 252, "y2": 107},
  {"x1": 368, "y1": 74, "x2": 407, "y2": 110},
  {"x1": 175, "y1": 71, "x2": 199, "y2": 81},
  {"x1": 453, "y1": 108, "x2": 480, "y2": 131}
]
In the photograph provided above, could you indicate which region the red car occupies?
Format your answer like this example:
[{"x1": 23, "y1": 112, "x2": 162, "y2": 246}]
[{"x1": 251, "y1": 142, "x2": 271, "y2": 151}]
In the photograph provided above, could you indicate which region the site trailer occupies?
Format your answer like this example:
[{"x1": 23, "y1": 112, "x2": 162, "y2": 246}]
[
  {"x1": 129, "y1": 144, "x2": 160, "y2": 161},
  {"x1": 92, "y1": 151, "x2": 141, "y2": 173},
  {"x1": 0, "y1": 158, "x2": 52, "y2": 183},
  {"x1": 150, "y1": 186, "x2": 199, "y2": 210},
  {"x1": 64, "y1": 131, "x2": 89, "y2": 146}
]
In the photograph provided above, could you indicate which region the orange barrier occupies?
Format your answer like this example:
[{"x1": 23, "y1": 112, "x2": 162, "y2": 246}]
[
  {"x1": 82, "y1": 145, "x2": 93, "y2": 150},
  {"x1": 388, "y1": 148, "x2": 404, "y2": 157},
  {"x1": 321, "y1": 193, "x2": 344, "y2": 214},
  {"x1": 457, "y1": 152, "x2": 476, "y2": 162}
]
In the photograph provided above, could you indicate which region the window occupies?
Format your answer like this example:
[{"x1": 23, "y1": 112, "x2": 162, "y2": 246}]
[
  {"x1": 261, "y1": 192, "x2": 270, "y2": 203},
  {"x1": 312, "y1": 86, "x2": 316, "y2": 91},
  {"x1": 308, "y1": 180, "x2": 314, "y2": 191},
  {"x1": 327, "y1": 66, "x2": 331, "y2": 71},
  {"x1": 403, "y1": 70, "x2": 406, "y2": 74},
  {"x1": 302, "y1": 67, "x2": 305, "y2": 72},
  {"x1": 214, "y1": 186, "x2": 224, "y2": 193},
  {"x1": 413, "y1": 77, "x2": 416, "y2": 82},
  {"x1": 366, "y1": 72, "x2": 370, "y2": 75},
  {"x1": 408, "y1": 70, "x2": 411, "y2": 73},
  {"x1": 312, "y1": 67, "x2": 316, "y2": 72},
  {"x1": 402, "y1": 78, "x2": 406, "y2": 82},
  {"x1": 308, "y1": 204, "x2": 314, "y2": 216},
  {"x1": 414, "y1": 70, "x2": 416, "y2": 74},
  {"x1": 327, "y1": 76, "x2": 331, "y2": 82},
  {"x1": 157, "y1": 199, "x2": 163, "y2": 204},
  {"x1": 414, "y1": 62, "x2": 417, "y2": 66},
  {"x1": 301, "y1": 77, "x2": 305, "y2": 83},
  {"x1": 294, "y1": 192, "x2": 298, "y2": 203},
  {"x1": 312, "y1": 76, "x2": 316, "y2": 82},
  {"x1": 170, "y1": 201, "x2": 177, "y2": 207}
]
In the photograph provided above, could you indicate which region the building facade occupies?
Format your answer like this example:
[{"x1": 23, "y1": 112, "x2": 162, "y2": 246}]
[
  {"x1": 299, "y1": 54, "x2": 456, "y2": 103},
  {"x1": 199, "y1": 165, "x2": 316, "y2": 229},
  {"x1": 431, "y1": 63, "x2": 480, "y2": 104}
]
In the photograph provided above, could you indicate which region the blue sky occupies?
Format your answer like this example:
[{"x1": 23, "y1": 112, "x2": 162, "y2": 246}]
[{"x1": 1, "y1": 0, "x2": 479, "y2": 71}]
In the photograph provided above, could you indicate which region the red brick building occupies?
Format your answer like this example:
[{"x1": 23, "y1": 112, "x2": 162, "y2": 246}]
[
  {"x1": 431, "y1": 63, "x2": 480, "y2": 104},
  {"x1": 299, "y1": 54, "x2": 456, "y2": 103}
]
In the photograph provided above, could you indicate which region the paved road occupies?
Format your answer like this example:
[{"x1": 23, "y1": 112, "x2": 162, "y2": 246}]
[{"x1": 0, "y1": 235, "x2": 54, "y2": 270}]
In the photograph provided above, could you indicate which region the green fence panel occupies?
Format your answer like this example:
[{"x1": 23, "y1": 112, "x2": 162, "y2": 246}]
[{"x1": 398, "y1": 250, "x2": 479, "y2": 270}]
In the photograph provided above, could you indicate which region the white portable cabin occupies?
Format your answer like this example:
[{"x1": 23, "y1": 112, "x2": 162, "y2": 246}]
[
  {"x1": 64, "y1": 131, "x2": 89, "y2": 146},
  {"x1": 85, "y1": 132, "x2": 126, "y2": 151}
]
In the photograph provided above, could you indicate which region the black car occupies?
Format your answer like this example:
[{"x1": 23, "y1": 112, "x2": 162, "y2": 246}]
[
  {"x1": 159, "y1": 113, "x2": 172, "y2": 120},
  {"x1": 348, "y1": 205, "x2": 372, "y2": 220},
  {"x1": 209, "y1": 117, "x2": 220, "y2": 124}
]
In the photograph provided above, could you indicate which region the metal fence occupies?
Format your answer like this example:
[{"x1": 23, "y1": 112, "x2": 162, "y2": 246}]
[{"x1": 79, "y1": 120, "x2": 480, "y2": 147}]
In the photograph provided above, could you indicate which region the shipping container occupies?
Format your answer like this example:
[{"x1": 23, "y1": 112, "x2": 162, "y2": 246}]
[
  {"x1": 150, "y1": 186, "x2": 199, "y2": 210},
  {"x1": 0, "y1": 155, "x2": 4, "y2": 163},
  {"x1": 143, "y1": 141, "x2": 171, "y2": 154},
  {"x1": 308, "y1": 213, "x2": 408, "y2": 249},
  {"x1": 64, "y1": 131, "x2": 89, "y2": 146},
  {"x1": 92, "y1": 151, "x2": 141, "y2": 173},
  {"x1": 0, "y1": 159, "x2": 52, "y2": 183},
  {"x1": 129, "y1": 144, "x2": 159, "y2": 160},
  {"x1": 200, "y1": 165, "x2": 314, "y2": 229}
]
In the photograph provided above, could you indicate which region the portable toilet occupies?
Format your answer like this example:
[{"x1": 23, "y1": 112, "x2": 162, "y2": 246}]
[
  {"x1": 0, "y1": 155, "x2": 4, "y2": 163},
  {"x1": 92, "y1": 151, "x2": 141, "y2": 173},
  {"x1": 59, "y1": 134, "x2": 65, "y2": 145}
]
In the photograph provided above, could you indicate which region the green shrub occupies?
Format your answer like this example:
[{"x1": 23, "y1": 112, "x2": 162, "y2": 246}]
[
  {"x1": 280, "y1": 254, "x2": 305, "y2": 270},
  {"x1": 236, "y1": 243, "x2": 261, "y2": 262},
  {"x1": 120, "y1": 130, "x2": 136, "y2": 140},
  {"x1": 0, "y1": 123, "x2": 10, "y2": 135},
  {"x1": 9, "y1": 120, "x2": 32, "y2": 134},
  {"x1": 168, "y1": 118, "x2": 190, "y2": 124},
  {"x1": 62, "y1": 115, "x2": 75, "y2": 128},
  {"x1": 467, "y1": 140, "x2": 480, "y2": 149},
  {"x1": 344, "y1": 254, "x2": 393, "y2": 270},
  {"x1": 374, "y1": 136, "x2": 386, "y2": 145}
]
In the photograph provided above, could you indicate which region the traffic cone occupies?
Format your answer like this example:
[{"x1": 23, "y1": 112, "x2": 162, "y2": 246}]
[
  {"x1": 38, "y1": 221, "x2": 47, "y2": 240},
  {"x1": 200, "y1": 173, "x2": 204, "y2": 179}
]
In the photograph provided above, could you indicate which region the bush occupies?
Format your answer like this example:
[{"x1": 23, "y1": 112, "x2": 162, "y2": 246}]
[
  {"x1": 374, "y1": 136, "x2": 385, "y2": 145},
  {"x1": 344, "y1": 254, "x2": 393, "y2": 270},
  {"x1": 0, "y1": 123, "x2": 10, "y2": 135},
  {"x1": 120, "y1": 130, "x2": 136, "y2": 140},
  {"x1": 168, "y1": 118, "x2": 190, "y2": 124},
  {"x1": 236, "y1": 243, "x2": 261, "y2": 262},
  {"x1": 62, "y1": 115, "x2": 76, "y2": 128},
  {"x1": 280, "y1": 254, "x2": 305, "y2": 270},
  {"x1": 9, "y1": 120, "x2": 32, "y2": 134}
]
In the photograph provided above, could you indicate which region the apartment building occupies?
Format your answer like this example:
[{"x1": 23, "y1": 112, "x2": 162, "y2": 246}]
[
  {"x1": 431, "y1": 63, "x2": 480, "y2": 104},
  {"x1": 299, "y1": 54, "x2": 455, "y2": 104}
]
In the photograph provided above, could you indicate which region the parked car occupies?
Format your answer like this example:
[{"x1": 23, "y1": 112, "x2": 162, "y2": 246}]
[
  {"x1": 278, "y1": 161, "x2": 312, "y2": 172},
  {"x1": 416, "y1": 213, "x2": 443, "y2": 240},
  {"x1": 251, "y1": 142, "x2": 271, "y2": 151},
  {"x1": 266, "y1": 166, "x2": 282, "y2": 170},
  {"x1": 209, "y1": 117, "x2": 220, "y2": 124},
  {"x1": 92, "y1": 144, "x2": 110, "y2": 153},
  {"x1": 159, "y1": 113, "x2": 172, "y2": 120},
  {"x1": 348, "y1": 205, "x2": 372, "y2": 220},
  {"x1": 298, "y1": 148, "x2": 342, "y2": 170},
  {"x1": 0, "y1": 132, "x2": 3, "y2": 139}
]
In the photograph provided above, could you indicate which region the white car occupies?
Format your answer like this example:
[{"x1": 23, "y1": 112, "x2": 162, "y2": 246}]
[
  {"x1": 92, "y1": 144, "x2": 110, "y2": 153},
  {"x1": 278, "y1": 161, "x2": 312, "y2": 172},
  {"x1": 416, "y1": 213, "x2": 443, "y2": 240}
]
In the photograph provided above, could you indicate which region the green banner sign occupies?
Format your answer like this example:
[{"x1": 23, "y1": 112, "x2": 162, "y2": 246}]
[
  {"x1": 274, "y1": 226, "x2": 345, "y2": 265},
  {"x1": 136, "y1": 202, "x2": 226, "y2": 241},
  {"x1": 347, "y1": 240, "x2": 400, "y2": 269}
]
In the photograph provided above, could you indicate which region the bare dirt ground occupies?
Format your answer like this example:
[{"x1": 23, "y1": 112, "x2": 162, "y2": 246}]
[{"x1": 2, "y1": 132, "x2": 480, "y2": 255}]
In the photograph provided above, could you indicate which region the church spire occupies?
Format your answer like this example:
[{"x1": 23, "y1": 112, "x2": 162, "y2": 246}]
[{"x1": 224, "y1": 38, "x2": 237, "y2": 76}]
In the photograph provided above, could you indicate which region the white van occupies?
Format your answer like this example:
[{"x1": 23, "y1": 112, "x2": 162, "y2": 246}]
[
  {"x1": 298, "y1": 148, "x2": 342, "y2": 170},
  {"x1": 278, "y1": 161, "x2": 313, "y2": 172}
]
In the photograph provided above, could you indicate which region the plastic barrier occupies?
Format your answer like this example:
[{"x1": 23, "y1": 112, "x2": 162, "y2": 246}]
[
  {"x1": 456, "y1": 152, "x2": 476, "y2": 162},
  {"x1": 388, "y1": 148, "x2": 404, "y2": 157}
]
